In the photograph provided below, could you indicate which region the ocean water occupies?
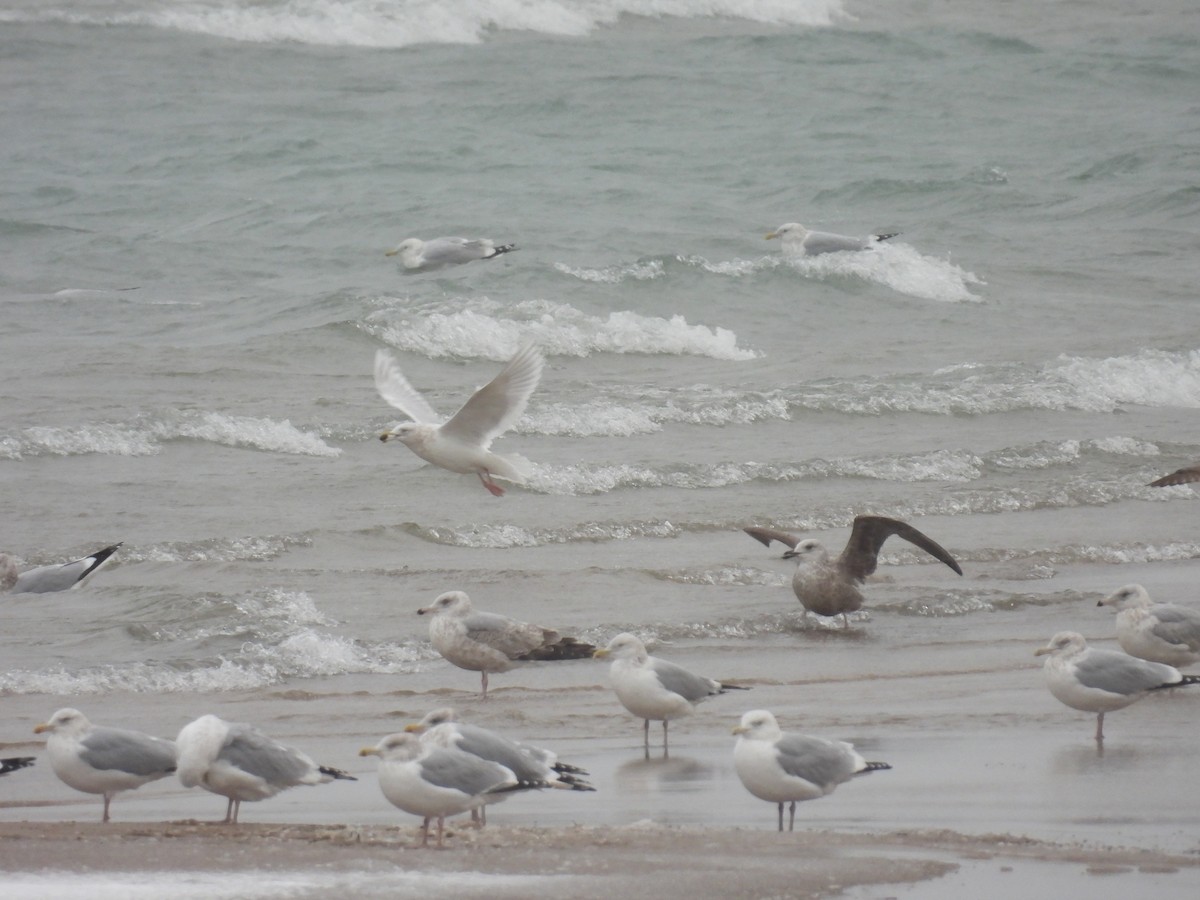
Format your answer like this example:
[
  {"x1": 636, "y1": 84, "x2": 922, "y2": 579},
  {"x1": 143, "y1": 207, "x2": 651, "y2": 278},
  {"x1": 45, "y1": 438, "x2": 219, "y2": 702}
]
[{"x1": 3, "y1": 0, "x2": 1200, "y2": 881}]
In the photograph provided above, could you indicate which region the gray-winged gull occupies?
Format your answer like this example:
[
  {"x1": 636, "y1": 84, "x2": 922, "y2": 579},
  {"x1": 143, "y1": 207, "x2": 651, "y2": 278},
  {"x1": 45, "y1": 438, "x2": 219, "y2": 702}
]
[
  {"x1": 375, "y1": 344, "x2": 543, "y2": 496},
  {"x1": 385, "y1": 235, "x2": 516, "y2": 272},
  {"x1": 1035, "y1": 631, "x2": 1200, "y2": 742},
  {"x1": 2, "y1": 543, "x2": 122, "y2": 594},
  {"x1": 360, "y1": 731, "x2": 541, "y2": 848},
  {"x1": 1098, "y1": 584, "x2": 1200, "y2": 668},
  {"x1": 594, "y1": 632, "x2": 749, "y2": 755},
  {"x1": 33, "y1": 708, "x2": 176, "y2": 822},
  {"x1": 175, "y1": 714, "x2": 355, "y2": 824},
  {"x1": 732, "y1": 709, "x2": 891, "y2": 832},
  {"x1": 406, "y1": 707, "x2": 594, "y2": 826},
  {"x1": 765, "y1": 222, "x2": 898, "y2": 256},
  {"x1": 745, "y1": 516, "x2": 963, "y2": 627},
  {"x1": 417, "y1": 591, "x2": 594, "y2": 697}
]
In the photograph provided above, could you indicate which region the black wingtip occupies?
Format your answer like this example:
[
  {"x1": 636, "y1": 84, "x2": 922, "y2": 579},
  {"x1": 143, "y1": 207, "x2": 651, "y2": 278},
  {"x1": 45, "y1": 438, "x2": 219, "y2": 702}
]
[
  {"x1": 862, "y1": 761, "x2": 892, "y2": 773},
  {"x1": 0, "y1": 757, "x2": 36, "y2": 776},
  {"x1": 873, "y1": 232, "x2": 899, "y2": 243},
  {"x1": 488, "y1": 243, "x2": 517, "y2": 258},
  {"x1": 320, "y1": 765, "x2": 358, "y2": 781}
]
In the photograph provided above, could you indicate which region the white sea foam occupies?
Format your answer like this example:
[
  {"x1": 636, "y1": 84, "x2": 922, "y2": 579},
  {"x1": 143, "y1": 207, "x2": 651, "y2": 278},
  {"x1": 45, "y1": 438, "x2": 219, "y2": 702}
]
[
  {"x1": 522, "y1": 387, "x2": 790, "y2": 436},
  {"x1": 554, "y1": 259, "x2": 665, "y2": 283},
  {"x1": 0, "y1": 411, "x2": 340, "y2": 460},
  {"x1": 366, "y1": 297, "x2": 758, "y2": 361},
  {"x1": 777, "y1": 241, "x2": 986, "y2": 303},
  {"x1": 0, "y1": 0, "x2": 846, "y2": 47}
]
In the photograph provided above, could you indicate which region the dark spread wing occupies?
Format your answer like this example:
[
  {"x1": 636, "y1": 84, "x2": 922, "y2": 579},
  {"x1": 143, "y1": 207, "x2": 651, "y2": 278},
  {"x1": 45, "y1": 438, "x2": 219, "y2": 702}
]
[
  {"x1": 1149, "y1": 465, "x2": 1200, "y2": 487},
  {"x1": 839, "y1": 516, "x2": 962, "y2": 581},
  {"x1": 743, "y1": 527, "x2": 802, "y2": 551}
]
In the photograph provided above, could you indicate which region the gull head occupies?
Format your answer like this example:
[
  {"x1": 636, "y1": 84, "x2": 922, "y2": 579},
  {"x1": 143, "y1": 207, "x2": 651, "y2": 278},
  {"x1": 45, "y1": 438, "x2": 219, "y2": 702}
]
[
  {"x1": 732, "y1": 709, "x2": 782, "y2": 740},
  {"x1": 417, "y1": 590, "x2": 472, "y2": 618},
  {"x1": 34, "y1": 707, "x2": 91, "y2": 737},
  {"x1": 406, "y1": 708, "x2": 457, "y2": 734},
  {"x1": 783, "y1": 539, "x2": 826, "y2": 564},
  {"x1": 360, "y1": 732, "x2": 422, "y2": 762},
  {"x1": 1098, "y1": 584, "x2": 1151, "y2": 611},
  {"x1": 380, "y1": 421, "x2": 423, "y2": 445},
  {"x1": 1035, "y1": 631, "x2": 1087, "y2": 658},
  {"x1": 385, "y1": 237, "x2": 420, "y2": 258},
  {"x1": 765, "y1": 223, "x2": 807, "y2": 241},
  {"x1": 594, "y1": 632, "x2": 648, "y2": 662}
]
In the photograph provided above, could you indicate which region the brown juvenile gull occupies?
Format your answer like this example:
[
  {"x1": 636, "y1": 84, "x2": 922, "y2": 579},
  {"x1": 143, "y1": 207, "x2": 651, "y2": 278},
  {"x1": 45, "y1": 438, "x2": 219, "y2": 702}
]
[
  {"x1": 744, "y1": 516, "x2": 962, "y2": 626},
  {"x1": 175, "y1": 714, "x2": 355, "y2": 824},
  {"x1": 1149, "y1": 464, "x2": 1200, "y2": 487},
  {"x1": 406, "y1": 707, "x2": 594, "y2": 826},
  {"x1": 360, "y1": 732, "x2": 538, "y2": 849},
  {"x1": 1098, "y1": 584, "x2": 1200, "y2": 668},
  {"x1": 732, "y1": 709, "x2": 890, "y2": 832},
  {"x1": 1035, "y1": 631, "x2": 1200, "y2": 743},
  {"x1": 0, "y1": 757, "x2": 35, "y2": 776},
  {"x1": 594, "y1": 632, "x2": 749, "y2": 755},
  {"x1": 417, "y1": 590, "x2": 594, "y2": 697},
  {"x1": 765, "y1": 222, "x2": 899, "y2": 257},
  {"x1": 34, "y1": 708, "x2": 176, "y2": 822},
  {"x1": 1, "y1": 542, "x2": 122, "y2": 594},
  {"x1": 374, "y1": 344, "x2": 543, "y2": 496},
  {"x1": 385, "y1": 235, "x2": 517, "y2": 273}
]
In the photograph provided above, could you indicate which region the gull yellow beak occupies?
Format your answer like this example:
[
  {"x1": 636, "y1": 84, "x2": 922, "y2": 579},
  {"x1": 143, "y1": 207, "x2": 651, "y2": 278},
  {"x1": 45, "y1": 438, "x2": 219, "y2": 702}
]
[
  {"x1": 1034, "y1": 646, "x2": 1052, "y2": 657},
  {"x1": 592, "y1": 648, "x2": 610, "y2": 659},
  {"x1": 403, "y1": 724, "x2": 425, "y2": 734},
  {"x1": 33, "y1": 723, "x2": 50, "y2": 734},
  {"x1": 359, "y1": 746, "x2": 379, "y2": 757},
  {"x1": 765, "y1": 231, "x2": 779, "y2": 240},
  {"x1": 731, "y1": 724, "x2": 748, "y2": 735},
  {"x1": 384, "y1": 248, "x2": 399, "y2": 257}
]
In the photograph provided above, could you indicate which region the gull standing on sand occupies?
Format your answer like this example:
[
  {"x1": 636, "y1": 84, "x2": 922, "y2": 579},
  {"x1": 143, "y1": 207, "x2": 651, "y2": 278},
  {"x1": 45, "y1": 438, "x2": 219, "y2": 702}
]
[
  {"x1": 732, "y1": 709, "x2": 891, "y2": 832},
  {"x1": 1097, "y1": 585, "x2": 1200, "y2": 667},
  {"x1": 765, "y1": 222, "x2": 898, "y2": 256},
  {"x1": 594, "y1": 632, "x2": 749, "y2": 754},
  {"x1": 1149, "y1": 464, "x2": 1200, "y2": 487},
  {"x1": 1, "y1": 542, "x2": 122, "y2": 594},
  {"x1": 0, "y1": 757, "x2": 35, "y2": 776},
  {"x1": 418, "y1": 591, "x2": 594, "y2": 697},
  {"x1": 385, "y1": 235, "x2": 517, "y2": 272},
  {"x1": 374, "y1": 344, "x2": 544, "y2": 496},
  {"x1": 1035, "y1": 631, "x2": 1200, "y2": 742},
  {"x1": 175, "y1": 714, "x2": 355, "y2": 824},
  {"x1": 33, "y1": 708, "x2": 176, "y2": 823},
  {"x1": 406, "y1": 708, "x2": 594, "y2": 825},
  {"x1": 745, "y1": 516, "x2": 962, "y2": 627},
  {"x1": 360, "y1": 732, "x2": 539, "y2": 848}
]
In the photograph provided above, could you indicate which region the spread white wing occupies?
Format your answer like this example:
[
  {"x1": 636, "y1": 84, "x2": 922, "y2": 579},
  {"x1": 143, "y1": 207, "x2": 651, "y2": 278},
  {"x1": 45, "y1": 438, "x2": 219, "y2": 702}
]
[{"x1": 373, "y1": 350, "x2": 443, "y2": 425}]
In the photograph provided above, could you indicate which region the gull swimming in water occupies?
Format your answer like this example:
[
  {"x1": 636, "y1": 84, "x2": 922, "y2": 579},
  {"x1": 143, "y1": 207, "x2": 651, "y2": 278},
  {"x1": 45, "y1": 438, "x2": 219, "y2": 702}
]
[
  {"x1": 732, "y1": 709, "x2": 890, "y2": 832},
  {"x1": 1097, "y1": 584, "x2": 1200, "y2": 668},
  {"x1": 360, "y1": 731, "x2": 539, "y2": 848},
  {"x1": 34, "y1": 708, "x2": 176, "y2": 823},
  {"x1": 374, "y1": 344, "x2": 544, "y2": 497},
  {"x1": 1149, "y1": 464, "x2": 1200, "y2": 487},
  {"x1": 744, "y1": 516, "x2": 962, "y2": 627},
  {"x1": 175, "y1": 714, "x2": 355, "y2": 824},
  {"x1": 417, "y1": 591, "x2": 594, "y2": 697},
  {"x1": 1, "y1": 542, "x2": 122, "y2": 594},
  {"x1": 385, "y1": 235, "x2": 517, "y2": 273},
  {"x1": 594, "y1": 632, "x2": 749, "y2": 755},
  {"x1": 406, "y1": 707, "x2": 593, "y2": 825},
  {"x1": 765, "y1": 222, "x2": 899, "y2": 256},
  {"x1": 1035, "y1": 631, "x2": 1200, "y2": 743}
]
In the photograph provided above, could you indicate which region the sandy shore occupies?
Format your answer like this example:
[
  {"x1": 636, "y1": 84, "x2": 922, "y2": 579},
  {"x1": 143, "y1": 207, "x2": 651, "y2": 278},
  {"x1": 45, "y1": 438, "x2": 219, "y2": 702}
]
[{"x1": 0, "y1": 820, "x2": 1196, "y2": 899}]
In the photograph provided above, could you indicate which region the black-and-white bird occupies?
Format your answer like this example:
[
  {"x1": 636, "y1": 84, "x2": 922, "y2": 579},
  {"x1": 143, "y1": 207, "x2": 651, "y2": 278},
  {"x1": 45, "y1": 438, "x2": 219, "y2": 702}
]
[
  {"x1": 385, "y1": 235, "x2": 517, "y2": 273},
  {"x1": 765, "y1": 222, "x2": 898, "y2": 256},
  {"x1": 1, "y1": 543, "x2": 122, "y2": 594}
]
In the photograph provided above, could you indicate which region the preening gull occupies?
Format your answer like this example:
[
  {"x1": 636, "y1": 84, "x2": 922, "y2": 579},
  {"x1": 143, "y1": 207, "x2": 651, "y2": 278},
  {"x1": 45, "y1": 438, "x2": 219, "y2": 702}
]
[
  {"x1": 745, "y1": 516, "x2": 963, "y2": 627},
  {"x1": 385, "y1": 235, "x2": 517, "y2": 272},
  {"x1": 417, "y1": 591, "x2": 594, "y2": 697},
  {"x1": 732, "y1": 709, "x2": 890, "y2": 832},
  {"x1": 1098, "y1": 584, "x2": 1200, "y2": 667},
  {"x1": 1149, "y1": 464, "x2": 1200, "y2": 487},
  {"x1": 0, "y1": 757, "x2": 35, "y2": 776},
  {"x1": 2, "y1": 542, "x2": 122, "y2": 594},
  {"x1": 594, "y1": 632, "x2": 749, "y2": 755},
  {"x1": 360, "y1": 732, "x2": 539, "y2": 848},
  {"x1": 175, "y1": 714, "x2": 355, "y2": 824},
  {"x1": 1035, "y1": 631, "x2": 1200, "y2": 742},
  {"x1": 375, "y1": 344, "x2": 544, "y2": 496},
  {"x1": 406, "y1": 708, "x2": 593, "y2": 825},
  {"x1": 33, "y1": 708, "x2": 176, "y2": 822},
  {"x1": 765, "y1": 222, "x2": 898, "y2": 257}
]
